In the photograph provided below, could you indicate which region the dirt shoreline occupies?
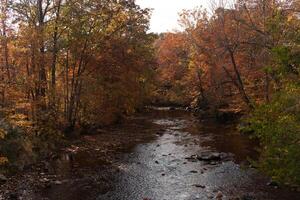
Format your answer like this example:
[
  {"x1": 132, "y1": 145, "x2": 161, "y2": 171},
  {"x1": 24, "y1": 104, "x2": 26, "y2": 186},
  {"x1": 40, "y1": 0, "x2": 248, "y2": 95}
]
[
  {"x1": 1, "y1": 109, "x2": 299, "y2": 200},
  {"x1": 0, "y1": 114, "x2": 161, "y2": 200}
]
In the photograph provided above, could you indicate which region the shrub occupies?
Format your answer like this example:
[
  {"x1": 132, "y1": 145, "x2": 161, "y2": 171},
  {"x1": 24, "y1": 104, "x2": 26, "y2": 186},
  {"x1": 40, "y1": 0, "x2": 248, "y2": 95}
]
[{"x1": 246, "y1": 84, "x2": 300, "y2": 186}]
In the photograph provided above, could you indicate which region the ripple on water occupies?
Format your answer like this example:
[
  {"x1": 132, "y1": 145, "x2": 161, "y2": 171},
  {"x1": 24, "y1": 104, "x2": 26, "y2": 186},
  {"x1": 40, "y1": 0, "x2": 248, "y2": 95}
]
[{"x1": 98, "y1": 110, "x2": 300, "y2": 200}]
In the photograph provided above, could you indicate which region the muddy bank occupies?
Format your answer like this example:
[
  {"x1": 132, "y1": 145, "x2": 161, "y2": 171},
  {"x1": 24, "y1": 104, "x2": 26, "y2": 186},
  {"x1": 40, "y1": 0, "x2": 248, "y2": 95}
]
[
  {"x1": 1, "y1": 108, "x2": 299, "y2": 200},
  {"x1": 0, "y1": 114, "x2": 160, "y2": 200}
]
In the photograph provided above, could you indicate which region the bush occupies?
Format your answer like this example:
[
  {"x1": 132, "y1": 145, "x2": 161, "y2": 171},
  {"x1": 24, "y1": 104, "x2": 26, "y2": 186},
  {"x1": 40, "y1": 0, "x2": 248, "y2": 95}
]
[
  {"x1": 0, "y1": 113, "x2": 65, "y2": 173},
  {"x1": 246, "y1": 84, "x2": 300, "y2": 186}
]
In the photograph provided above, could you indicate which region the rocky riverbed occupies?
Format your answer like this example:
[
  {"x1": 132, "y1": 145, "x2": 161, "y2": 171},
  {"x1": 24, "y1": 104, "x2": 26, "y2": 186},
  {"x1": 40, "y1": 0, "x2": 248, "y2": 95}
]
[{"x1": 1, "y1": 108, "x2": 299, "y2": 200}]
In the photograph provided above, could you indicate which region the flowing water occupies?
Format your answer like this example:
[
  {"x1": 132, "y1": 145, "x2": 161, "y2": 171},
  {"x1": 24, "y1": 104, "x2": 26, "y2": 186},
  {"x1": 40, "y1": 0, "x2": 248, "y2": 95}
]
[{"x1": 45, "y1": 108, "x2": 299, "y2": 200}]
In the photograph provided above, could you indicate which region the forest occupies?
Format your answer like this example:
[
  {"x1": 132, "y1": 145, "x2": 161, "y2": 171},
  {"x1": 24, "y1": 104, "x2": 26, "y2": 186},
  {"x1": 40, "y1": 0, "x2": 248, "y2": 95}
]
[{"x1": 0, "y1": 0, "x2": 299, "y2": 199}]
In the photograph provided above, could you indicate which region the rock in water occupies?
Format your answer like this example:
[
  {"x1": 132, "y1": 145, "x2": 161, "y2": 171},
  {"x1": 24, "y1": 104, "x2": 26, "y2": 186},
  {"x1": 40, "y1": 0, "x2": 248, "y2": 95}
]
[
  {"x1": 216, "y1": 191, "x2": 223, "y2": 199},
  {"x1": 197, "y1": 152, "x2": 221, "y2": 161},
  {"x1": 267, "y1": 180, "x2": 279, "y2": 187},
  {"x1": 156, "y1": 131, "x2": 164, "y2": 136},
  {"x1": 53, "y1": 180, "x2": 62, "y2": 185},
  {"x1": 193, "y1": 184, "x2": 205, "y2": 188},
  {"x1": 0, "y1": 174, "x2": 7, "y2": 182}
]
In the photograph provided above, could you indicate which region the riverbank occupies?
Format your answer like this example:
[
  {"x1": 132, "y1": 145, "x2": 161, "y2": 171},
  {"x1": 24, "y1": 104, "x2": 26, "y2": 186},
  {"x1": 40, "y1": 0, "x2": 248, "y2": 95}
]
[
  {"x1": 0, "y1": 113, "x2": 160, "y2": 199},
  {"x1": 1, "y1": 108, "x2": 299, "y2": 200}
]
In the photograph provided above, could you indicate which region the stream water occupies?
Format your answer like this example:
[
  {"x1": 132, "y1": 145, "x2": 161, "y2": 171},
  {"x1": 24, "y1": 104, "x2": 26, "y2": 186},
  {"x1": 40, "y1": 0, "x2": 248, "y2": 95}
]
[{"x1": 45, "y1": 108, "x2": 299, "y2": 200}]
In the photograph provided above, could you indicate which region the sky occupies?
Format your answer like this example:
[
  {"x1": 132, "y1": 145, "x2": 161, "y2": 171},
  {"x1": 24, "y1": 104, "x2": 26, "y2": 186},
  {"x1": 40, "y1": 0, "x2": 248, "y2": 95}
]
[{"x1": 136, "y1": 0, "x2": 211, "y2": 33}]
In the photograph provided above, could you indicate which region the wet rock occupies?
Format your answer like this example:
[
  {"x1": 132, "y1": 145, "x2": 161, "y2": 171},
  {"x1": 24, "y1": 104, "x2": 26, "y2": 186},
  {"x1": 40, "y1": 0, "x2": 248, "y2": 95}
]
[
  {"x1": 215, "y1": 191, "x2": 223, "y2": 199},
  {"x1": 199, "y1": 152, "x2": 233, "y2": 162},
  {"x1": 267, "y1": 180, "x2": 279, "y2": 188},
  {"x1": 185, "y1": 107, "x2": 192, "y2": 111},
  {"x1": 40, "y1": 178, "x2": 50, "y2": 183},
  {"x1": 53, "y1": 180, "x2": 62, "y2": 185},
  {"x1": 156, "y1": 131, "x2": 164, "y2": 136},
  {"x1": 210, "y1": 161, "x2": 217, "y2": 165},
  {"x1": 197, "y1": 152, "x2": 222, "y2": 161},
  {"x1": 193, "y1": 184, "x2": 205, "y2": 188},
  {"x1": 0, "y1": 174, "x2": 8, "y2": 182},
  {"x1": 185, "y1": 155, "x2": 198, "y2": 162}
]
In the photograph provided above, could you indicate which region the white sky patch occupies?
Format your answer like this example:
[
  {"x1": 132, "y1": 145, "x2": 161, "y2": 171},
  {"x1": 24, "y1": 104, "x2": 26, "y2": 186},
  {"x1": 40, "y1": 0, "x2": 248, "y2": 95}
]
[{"x1": 136, "y1": 0, "x2": 211, "y2": 33}]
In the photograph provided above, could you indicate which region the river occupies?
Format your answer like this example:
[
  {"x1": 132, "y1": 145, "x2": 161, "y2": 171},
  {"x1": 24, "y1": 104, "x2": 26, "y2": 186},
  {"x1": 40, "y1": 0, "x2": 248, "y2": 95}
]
[{"x1": 41, "y1": 108, "x2": 299, "y2": 200}]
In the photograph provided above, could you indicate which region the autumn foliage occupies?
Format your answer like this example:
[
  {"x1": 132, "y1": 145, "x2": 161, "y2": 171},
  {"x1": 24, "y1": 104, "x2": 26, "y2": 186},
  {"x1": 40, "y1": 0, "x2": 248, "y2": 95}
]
[
  {"x1": 153, "y1": 0, "x2": 300, "y2": 185},
  {"x1": 154, "y1": 0, "x2": 299, "y2": 114},
  {"x1": 0, "y1": 0, "x2": 155, "y2": 129},
  {"x1": 0, "y1": 0, "x2": 299, "y2": 184}
]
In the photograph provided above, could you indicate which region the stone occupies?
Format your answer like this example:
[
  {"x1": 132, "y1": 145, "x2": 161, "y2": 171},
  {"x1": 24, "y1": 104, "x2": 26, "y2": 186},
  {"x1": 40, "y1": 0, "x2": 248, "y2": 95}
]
[
  {"x1": 197, "y1": 152, "x2": 222, "y2": 161},
  {"x1": 0, "y1": 174, "x2": 8, "y2": 182},
  {"x1": 194, "y1": 184, "x2": 205, "y2": 188},
  {"x1": 210, "y1": 161, "x2": 217, "y2": 165},
  {"x1": 156, "y1": 132, "x2": 164, "y2": 136},
  {"x1": 185, "y1": 155, "x2": 198, "y2": 162},
  {"x1": 53, "y1": 180, "x2": 62, "y2": 185},
  {"x1": 40, "y1": 178, "x2": 50, "y2": 183},
  {"x1": 267, "y1": 180, "x2": 279, "y2": 187},
  {"x1": 216, "y1": 191, "x2": 223, "y2": 199}
]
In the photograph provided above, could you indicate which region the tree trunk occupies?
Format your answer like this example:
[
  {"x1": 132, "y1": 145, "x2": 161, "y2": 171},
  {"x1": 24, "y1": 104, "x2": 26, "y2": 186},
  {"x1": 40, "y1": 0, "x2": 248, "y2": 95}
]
[
  {"x1": 37, "y1": 0, "x2": 47, "y2": 112},
  {"x1": 50, "y1": 0, "x2": 62, "y2": 108},
  {"x1": 227, "y1": 48, "x2": 253, "y2": 108}
]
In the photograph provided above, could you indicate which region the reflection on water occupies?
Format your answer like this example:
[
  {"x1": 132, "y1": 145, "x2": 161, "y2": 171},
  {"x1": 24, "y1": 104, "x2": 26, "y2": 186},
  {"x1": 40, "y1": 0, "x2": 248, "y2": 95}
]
[
  {"x1": 47, "y1": 108, "x2": 299, "y2": 200},
  {"x1": 98, "y1": 109, "x2": 298, "y2": 200}
]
